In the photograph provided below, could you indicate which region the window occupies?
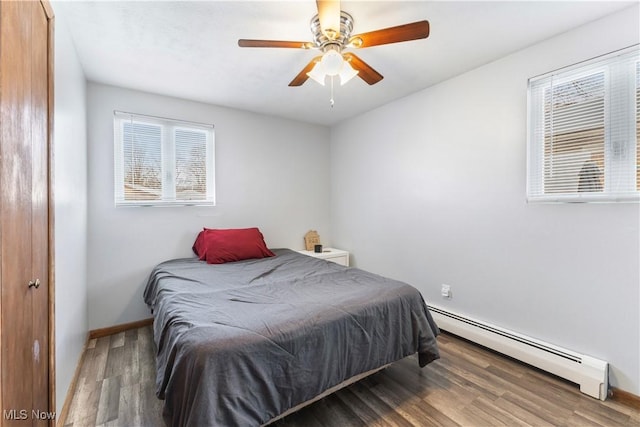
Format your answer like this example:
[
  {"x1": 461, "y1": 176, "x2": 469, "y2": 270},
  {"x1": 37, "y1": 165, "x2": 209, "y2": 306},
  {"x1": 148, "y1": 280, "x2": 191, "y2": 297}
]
[
  {"x1": 527, "y1": 46, "x2": 639, "y2": 202},
  {"x1": 114, "y1": 111, "x2": 215, "y2": 206}
]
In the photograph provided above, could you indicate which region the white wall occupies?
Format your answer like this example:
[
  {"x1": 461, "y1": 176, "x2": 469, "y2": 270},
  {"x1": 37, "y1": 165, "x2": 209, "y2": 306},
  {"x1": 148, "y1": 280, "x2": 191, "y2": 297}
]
[
  {"x1": 330, "y1": 6, "x2": 640, "y2": 394},
  {"x1": 86, "y1": 83, "x2": 331, "y2": 330},
  {"x1": 52, "y1": 8, "x2": 88, "y2": 415}
]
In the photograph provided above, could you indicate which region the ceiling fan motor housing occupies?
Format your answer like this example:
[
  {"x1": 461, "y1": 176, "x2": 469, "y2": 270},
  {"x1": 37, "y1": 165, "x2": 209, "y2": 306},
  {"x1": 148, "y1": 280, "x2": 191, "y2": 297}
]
[{"x1": 310, "y1": 11, "x2": 354, "y2": 52}]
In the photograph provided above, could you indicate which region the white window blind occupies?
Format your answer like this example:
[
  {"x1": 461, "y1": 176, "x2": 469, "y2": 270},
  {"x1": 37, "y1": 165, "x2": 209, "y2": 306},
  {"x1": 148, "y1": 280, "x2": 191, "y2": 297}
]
[
  {"x1": 114, "y1": 111, "x2": 215, "y2": 206},
  {"x1": 527, "y1": 46, "x2": 639, "y2": 202}
]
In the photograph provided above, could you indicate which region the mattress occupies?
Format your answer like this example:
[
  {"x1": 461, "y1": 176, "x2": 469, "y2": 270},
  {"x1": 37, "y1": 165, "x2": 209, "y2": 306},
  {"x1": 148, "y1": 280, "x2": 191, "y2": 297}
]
[{"x1": 143, "y1": 248, "x2": 440, "y2": 426}]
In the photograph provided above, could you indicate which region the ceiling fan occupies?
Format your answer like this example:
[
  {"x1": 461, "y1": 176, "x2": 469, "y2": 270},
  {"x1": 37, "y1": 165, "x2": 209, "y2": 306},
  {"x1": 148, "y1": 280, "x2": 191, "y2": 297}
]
[{"x1": 238, "y1": 0, "x2": 430, "y2": 88}]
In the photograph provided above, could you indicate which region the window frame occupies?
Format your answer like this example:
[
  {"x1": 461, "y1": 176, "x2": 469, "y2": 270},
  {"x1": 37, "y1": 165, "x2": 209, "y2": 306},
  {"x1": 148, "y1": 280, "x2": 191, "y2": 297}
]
[
  {"x1": 526, "y1": 45, "x2": 639, "y2": 203},
  {"x1": 113, "y1": 111, "x2": 215, "y2": 207}
]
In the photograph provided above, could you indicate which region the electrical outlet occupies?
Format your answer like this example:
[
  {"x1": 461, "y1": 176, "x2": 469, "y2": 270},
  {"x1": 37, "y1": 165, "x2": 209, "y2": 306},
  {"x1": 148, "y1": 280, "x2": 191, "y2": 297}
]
[{"x1": 441, "y1": 284, "x2": 451, "y2": 298}]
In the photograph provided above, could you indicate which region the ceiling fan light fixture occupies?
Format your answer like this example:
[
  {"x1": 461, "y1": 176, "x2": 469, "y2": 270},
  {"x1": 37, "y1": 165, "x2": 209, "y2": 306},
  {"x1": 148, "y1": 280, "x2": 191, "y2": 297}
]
[
  {"x1": 308, "y1": 48, "x2": 358, "y2": 87},
  {"x1": 306, "y1": 62, "x2": 327, "y2": 86},
  {"x1": 339, "y1": 61, "x2": 358, "y2": 85}
]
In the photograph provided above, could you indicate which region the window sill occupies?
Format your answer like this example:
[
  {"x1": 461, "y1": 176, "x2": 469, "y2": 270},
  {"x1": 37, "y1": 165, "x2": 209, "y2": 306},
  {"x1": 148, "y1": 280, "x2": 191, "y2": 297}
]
[
  {"x1": 115, "y1": 200, "x2": 216, "y2": 208},
  {"x1": 527, "y1": 193, "x2": 640, "y2": 203}
]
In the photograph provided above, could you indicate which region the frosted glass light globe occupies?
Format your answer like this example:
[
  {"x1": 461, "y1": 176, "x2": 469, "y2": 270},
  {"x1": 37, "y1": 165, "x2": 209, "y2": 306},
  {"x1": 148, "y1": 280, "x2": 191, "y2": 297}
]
[{"x1": 321, "y1": 50, "x2": 344, "y2": 76}]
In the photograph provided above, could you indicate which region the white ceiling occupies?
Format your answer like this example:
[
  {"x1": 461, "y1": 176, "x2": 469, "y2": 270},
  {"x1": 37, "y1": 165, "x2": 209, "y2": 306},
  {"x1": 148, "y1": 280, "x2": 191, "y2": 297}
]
[{"x1": 54, "y1": 0, "x2": 635, "y2": 126}]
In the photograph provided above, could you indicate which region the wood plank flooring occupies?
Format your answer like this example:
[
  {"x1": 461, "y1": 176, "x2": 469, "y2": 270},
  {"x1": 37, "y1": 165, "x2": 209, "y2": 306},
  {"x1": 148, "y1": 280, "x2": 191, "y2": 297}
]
[{"x1": 63, "y1": 326, "x2": 639, "y2": 426}]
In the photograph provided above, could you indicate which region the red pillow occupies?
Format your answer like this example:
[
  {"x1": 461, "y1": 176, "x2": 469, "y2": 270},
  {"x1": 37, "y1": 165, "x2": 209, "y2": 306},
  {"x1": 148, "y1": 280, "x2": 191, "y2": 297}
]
[
  {"x1": 192, "y1": 229, "x2": 210, "y2": 260},
  {"x1": 194, "y1": 228, "x2": 275, "y2": 264}
]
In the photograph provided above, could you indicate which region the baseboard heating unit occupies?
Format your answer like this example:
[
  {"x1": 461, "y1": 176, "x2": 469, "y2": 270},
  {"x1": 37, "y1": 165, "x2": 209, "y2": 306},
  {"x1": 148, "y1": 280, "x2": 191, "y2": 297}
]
[{"x1": 428, "y1": 305, "x2": 608, "y2": 400}]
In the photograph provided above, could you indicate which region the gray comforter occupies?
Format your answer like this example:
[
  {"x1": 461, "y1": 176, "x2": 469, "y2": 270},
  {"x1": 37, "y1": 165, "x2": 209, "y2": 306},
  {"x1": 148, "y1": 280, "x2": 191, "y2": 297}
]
[{"x1": 143, "y1": 248, "x2": 440, "y2": 426}]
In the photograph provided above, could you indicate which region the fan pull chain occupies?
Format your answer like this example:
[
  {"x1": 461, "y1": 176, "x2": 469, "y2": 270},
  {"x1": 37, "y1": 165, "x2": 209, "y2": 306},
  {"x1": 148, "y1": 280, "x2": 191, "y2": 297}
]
[{"x1": 330, "y1": 76, "x2": 335, "y2": 108}]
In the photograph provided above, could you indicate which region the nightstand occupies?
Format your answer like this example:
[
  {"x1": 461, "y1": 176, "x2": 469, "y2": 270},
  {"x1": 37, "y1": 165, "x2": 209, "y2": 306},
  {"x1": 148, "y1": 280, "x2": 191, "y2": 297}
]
[{"x1": 296, "y1": 248, "x2": 350, "y2": 266}]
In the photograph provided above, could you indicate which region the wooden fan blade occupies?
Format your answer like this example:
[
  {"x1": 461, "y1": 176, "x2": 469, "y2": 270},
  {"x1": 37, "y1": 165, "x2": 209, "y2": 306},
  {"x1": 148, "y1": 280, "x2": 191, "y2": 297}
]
[
  {"x1": 343, "y1": 53, "x2": 383, "y2": 85},
  {"x1": 238, "y1": 39, "x2": 312, "y2": 49},
  {"x1": 316, "y1": 0, "x2": 341, "y2": 39},
  {"x1": 289, "y1": 56, "x2": 322, "y2": 87},
  {"x1": 348, "y1": 20, "x2": 430, "y2": 48}
]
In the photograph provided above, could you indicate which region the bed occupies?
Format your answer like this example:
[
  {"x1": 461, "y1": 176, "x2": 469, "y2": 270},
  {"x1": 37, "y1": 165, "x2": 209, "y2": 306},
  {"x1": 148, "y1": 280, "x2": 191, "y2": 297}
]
[{"x1": 143, "y1": 247, "x2": 440, "y2": 426}]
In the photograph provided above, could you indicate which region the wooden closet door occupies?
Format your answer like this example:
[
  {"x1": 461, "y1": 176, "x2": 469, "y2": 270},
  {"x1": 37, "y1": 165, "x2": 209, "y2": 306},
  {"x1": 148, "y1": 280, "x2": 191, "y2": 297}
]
[
  {"x1": 0, "y1": 1, "x2": 54, "y2": 425},
  {"x1": 30, "y1": 1, "x2": 52, "y2": 422}
]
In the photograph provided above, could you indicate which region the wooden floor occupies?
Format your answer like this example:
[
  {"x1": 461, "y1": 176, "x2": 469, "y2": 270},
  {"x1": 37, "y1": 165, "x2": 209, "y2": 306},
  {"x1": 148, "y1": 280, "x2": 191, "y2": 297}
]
[{"x1": 63, "y1": 326, "x2": 639, "y2": 427}]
